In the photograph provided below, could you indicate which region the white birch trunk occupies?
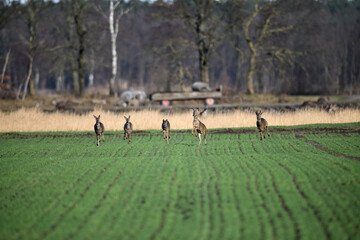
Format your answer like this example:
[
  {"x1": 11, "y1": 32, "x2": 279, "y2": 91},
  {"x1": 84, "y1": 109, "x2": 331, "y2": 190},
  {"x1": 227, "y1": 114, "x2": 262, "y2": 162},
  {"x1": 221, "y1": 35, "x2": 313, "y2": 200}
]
[
  {"x1": 109, "y1": 0, "x2": 118, "y2": 97},
  {"x1": 1, "y1": 49, "x2": 11, "y2": 84},
  {"x1": 22, "y1": 56, "x2": 33, "y2": 100}
]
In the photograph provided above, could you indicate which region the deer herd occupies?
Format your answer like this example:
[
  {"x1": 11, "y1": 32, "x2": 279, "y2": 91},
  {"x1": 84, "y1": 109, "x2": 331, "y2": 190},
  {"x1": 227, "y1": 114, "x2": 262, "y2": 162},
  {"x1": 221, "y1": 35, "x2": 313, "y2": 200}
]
[{"x1": 93, "y1": 108, "x2": 270, "y2": 146}]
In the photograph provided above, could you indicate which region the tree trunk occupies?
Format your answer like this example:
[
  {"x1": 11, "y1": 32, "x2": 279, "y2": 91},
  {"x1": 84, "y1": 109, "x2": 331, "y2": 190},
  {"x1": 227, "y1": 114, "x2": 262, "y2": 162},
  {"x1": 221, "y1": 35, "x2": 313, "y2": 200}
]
[
  {"x1": 22, "y1": 57, "x2": 33, "y2": 100},
  {"x1": 200, "y1": 62, "x2": 210, "y2": 84},
  {"x1": 72, "y1": 0, "x2": 86, "y2": 97},
  {"x1": 72, "y1": 69, "x2": 79, "y2": 95},
  {"x1": 247, "y1": 53, "x2": 256, "y2": 95},
  {"x1": 1, "y1": 49, "x2": 11, "y2": 84},
  {"x1": 109, "y1": 0, "x2": 117, "y2": 97},
  {"x1": 77, "y1": 45, "x2": 85, "y2": 97}
]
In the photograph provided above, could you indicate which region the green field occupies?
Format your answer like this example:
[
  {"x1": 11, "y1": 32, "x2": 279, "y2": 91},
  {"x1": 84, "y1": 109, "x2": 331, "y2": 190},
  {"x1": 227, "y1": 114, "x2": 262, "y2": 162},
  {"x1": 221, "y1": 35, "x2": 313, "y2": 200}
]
[{"x1": 1, "y1": 124, "x2": 360, "y2": 240}]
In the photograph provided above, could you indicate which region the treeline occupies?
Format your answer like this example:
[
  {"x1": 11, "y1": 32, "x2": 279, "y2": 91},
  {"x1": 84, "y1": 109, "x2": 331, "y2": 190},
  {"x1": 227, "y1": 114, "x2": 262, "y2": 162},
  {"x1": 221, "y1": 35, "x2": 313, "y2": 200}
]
[{"x1": 0, "y1": 0, "x2": 359, "y2": 98}]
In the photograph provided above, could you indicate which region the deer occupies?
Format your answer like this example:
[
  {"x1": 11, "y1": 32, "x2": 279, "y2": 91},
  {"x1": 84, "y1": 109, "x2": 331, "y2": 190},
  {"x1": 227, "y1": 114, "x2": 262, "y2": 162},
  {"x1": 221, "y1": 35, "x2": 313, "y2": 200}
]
[
  {"x1": 93, "y1": 115, "x2": 105, "y2": 146},
  {"x1": 123, "y1": 115, "x2": 133, "y2": 144},
  {"x1": 255, "y1": 110, "x2": 270, "y2": 141},
  {"x1": 192, "y1": 108, "x2": 207, "y2": 146},
  {"x1": 162, "y1": 119, "x2": 171, "y2": 144}
]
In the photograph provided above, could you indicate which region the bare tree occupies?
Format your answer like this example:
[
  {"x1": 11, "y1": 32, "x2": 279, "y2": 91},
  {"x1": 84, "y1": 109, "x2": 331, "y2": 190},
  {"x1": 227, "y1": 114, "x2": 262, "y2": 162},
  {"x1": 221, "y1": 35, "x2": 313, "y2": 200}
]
[
  {"x1": 108, "y1": 1, "x2": 129, "y2": 96},
  {"x1": 21, "y1": 0, "x2": 46, "y2": 97},
  {"x1": 95, "y1": 0, "x2": 130, "y2": 96},
  {"x1": 176, "y1": 0, "x2": 223, "y2": 85},
  {"x1": 71, "y1": 0, "x2": 87, "y2": 97},
  {"x1": 242, "y1": 0, "x2": 302, "y2": 94}
]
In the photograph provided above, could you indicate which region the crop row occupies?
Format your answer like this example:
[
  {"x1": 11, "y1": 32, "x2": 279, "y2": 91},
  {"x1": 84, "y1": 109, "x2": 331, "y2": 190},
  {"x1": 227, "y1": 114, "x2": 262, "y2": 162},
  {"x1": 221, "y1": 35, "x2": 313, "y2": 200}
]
[{"x1": 0, "y1": 130, "x2": 359, "y2": 240}]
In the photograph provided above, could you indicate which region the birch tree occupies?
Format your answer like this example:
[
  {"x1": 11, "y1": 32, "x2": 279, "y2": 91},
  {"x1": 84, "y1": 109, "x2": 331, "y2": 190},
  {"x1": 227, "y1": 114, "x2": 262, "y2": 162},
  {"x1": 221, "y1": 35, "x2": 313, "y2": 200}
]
[
  {"x1": 22, "y1": 0, "x2": 45, "y2": 97},
  {"x1": 108, "y1": 0, "x2": 129, "y2": 96},
  {"x1": 96, "y1": 0, "x2": 130, "y2": 96}
]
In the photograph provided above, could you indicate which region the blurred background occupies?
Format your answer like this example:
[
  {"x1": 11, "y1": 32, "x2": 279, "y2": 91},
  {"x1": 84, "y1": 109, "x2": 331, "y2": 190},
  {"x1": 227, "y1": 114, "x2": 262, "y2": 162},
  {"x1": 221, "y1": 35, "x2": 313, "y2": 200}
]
[{"x1": 0, "y1": 0, "x2": 359, "y2": 109}]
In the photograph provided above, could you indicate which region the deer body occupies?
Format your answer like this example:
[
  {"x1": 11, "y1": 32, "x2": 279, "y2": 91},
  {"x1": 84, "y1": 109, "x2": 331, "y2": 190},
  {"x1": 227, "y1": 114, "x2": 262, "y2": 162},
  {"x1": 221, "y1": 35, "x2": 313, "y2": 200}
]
[
  {"x1": 93, "y1": 115, "x2": 105, "y2": 146},
  {"x1": 123, "y1": 115, "x2": 133, "y2": 144},
  {"x1": 192, "y1": 108, "x2": 207, "y2": 145},
  {"x1": 255, "y1": 111, "x2": 270, "y2": 141},
  {"x1": 162, "y1": 119, "x2": 171, "y2": 144}
]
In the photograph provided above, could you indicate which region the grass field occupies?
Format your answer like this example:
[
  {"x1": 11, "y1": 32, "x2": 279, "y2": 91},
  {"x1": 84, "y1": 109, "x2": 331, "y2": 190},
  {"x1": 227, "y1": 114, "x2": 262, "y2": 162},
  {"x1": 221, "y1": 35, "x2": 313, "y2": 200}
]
[{"x1": 1, "y1": 124, "x2": 360, "y2": 240}]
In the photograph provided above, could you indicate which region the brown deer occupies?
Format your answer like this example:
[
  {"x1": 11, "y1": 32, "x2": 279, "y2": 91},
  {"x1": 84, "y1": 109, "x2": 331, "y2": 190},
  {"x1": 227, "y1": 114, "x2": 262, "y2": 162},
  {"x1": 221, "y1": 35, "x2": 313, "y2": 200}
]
[
  {"x1": 255, "y1": 110, "x2": 270, "y2": 141},
  {"x1": 123, "y1": 115, "x2": 133, "y2": 144},
  {"x1": 162, "y1": 119, "x2": 170, "y2": 144},
  {"x1": 192, "y1": 108, "x2": 207, "y2": 145},
  {"x1": 93, "y1": 115, "x2": 105, "y2": 146}
]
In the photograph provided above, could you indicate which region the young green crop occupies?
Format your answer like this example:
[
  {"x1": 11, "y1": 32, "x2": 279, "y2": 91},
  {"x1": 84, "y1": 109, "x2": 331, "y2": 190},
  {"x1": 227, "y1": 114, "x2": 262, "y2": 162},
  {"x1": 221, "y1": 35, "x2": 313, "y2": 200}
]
[{"x1": 0, "y1": 124, "x2": 359, "y2": 240}]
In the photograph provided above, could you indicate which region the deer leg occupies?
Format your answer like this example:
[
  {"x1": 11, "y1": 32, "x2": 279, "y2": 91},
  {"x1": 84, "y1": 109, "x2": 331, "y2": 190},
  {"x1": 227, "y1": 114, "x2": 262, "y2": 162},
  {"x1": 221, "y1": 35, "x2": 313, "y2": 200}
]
[
  {"x1": 198, "y1": 133, "x2": 201, "y2": 146},
  {"x1": 166, "y1": 134, "x2": 169, "y2": 144},
  {"x1": 266, "y1": 126, "x2": 270, "y2": 137},
  {"x1": 260, "y1": 131, "x2": 263, "y2": 141},
  {"x1": 97, "y1": 135, "x2": 100, "y2": 146},
  {"x1": 102, "y1": 134, "x2": 105, "y2": 142},
  {"x1": 123, "y1": 132, "x2": 126, "y2": 140},
  {"x1": 204, "y1": 133, "x2": 207, "y2": 145}
]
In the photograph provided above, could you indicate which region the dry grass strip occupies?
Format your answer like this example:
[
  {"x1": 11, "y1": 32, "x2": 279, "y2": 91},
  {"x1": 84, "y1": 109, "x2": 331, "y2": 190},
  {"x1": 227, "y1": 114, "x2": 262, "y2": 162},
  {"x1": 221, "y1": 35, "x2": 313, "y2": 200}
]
[{"x1": 0, "y1": 108, "x2": 359, "y2": 132}]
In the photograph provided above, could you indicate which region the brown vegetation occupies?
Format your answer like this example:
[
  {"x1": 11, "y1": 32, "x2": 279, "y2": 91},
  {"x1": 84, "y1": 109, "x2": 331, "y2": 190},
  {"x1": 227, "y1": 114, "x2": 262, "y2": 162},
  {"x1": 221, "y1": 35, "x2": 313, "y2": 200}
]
[{"x1": 1, "y1": 108, "x2": 359, "y2": 132}]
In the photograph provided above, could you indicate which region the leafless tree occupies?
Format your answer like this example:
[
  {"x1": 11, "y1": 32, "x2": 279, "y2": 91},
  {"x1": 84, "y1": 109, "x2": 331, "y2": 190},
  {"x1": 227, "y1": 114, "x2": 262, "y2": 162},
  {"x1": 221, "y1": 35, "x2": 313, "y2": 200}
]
[{"x1": 176, "y1": 0, "x2": 223, "y2": 85}]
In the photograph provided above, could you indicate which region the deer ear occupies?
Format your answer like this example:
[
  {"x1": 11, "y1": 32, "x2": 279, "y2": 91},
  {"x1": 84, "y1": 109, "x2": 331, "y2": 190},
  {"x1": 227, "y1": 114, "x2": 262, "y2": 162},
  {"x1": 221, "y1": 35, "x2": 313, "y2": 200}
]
[
  {"x1": 128, "y1": 115, "x2": 131, "y2": 119},
  {"x1": 93, "y1": 115, "x2": 97, "y2": 119},
  {"x1": 98, "y1": 115, "x2": 100, "y2": 118}
]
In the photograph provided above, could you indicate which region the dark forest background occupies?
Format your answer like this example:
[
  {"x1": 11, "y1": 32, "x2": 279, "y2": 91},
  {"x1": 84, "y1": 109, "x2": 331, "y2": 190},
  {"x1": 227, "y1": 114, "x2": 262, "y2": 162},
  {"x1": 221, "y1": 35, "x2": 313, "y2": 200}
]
[{"x1": 0, "y1": 0, "x2": 359, "y2": 98}]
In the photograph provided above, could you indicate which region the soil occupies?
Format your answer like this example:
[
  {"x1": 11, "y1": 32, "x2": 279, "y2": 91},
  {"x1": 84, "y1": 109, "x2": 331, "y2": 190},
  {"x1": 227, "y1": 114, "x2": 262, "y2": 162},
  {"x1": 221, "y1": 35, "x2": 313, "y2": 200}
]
[{"x1": 1, "y1": 126, "x2": 359, "y2": 139}]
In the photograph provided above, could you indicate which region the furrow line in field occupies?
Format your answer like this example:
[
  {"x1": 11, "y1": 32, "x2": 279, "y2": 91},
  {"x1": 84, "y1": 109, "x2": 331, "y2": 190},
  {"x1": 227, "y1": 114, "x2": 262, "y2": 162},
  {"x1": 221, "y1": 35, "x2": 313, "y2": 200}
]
[
  {"x1": 288, "y1": 143, "x2": 301, "y2": 152},
  {"x1": 238, "y1": 141, "x2": 245, "y2": 155},
  {"x1": 205, "y1": 178, "x2": 216, "y2": 240},
  {"x1": 302, "y1": 170, "x2": 351, "y2": 235},
  {"x1": 295, "y1": 134, "x2": 359, "y2": 180},
  {"x1": 103, "y1": 159, "x2": 148, "y2": 232},
  {"x1": 222, "y1": 156, "x2": 246, "y2": 238},
  {"x1": 246, "y1": 159, "x2": 277, "y2": 239},
  {"x1": 254, "y1": 157, "x2": 301, "y2": 240},
  {"x1": 111, "y1": 145, "x2": 127, "y2": 157},
  {"x1": 123, "y1": 146, "x2": 135, "y2": 157},
  {"x1": 276, "y1": 162, "x2": 332, "y2": 240},
  {"x1": 149, "y1": 167, "x2": 178, "y2": 240},
  {"x1": 0, "y1": 151, "x2": 9, "y2": 159},
  {"x1": 288, "y1": 154, "x2": 356, "y2": 234},
  {"x1": 5, "y1": 152, "x2": 68, "y2": 201},
  {"x1": 233, "y1": 157, "x2": 265, "y2": 239},
  {"x1": 193, "y1": 178, "x2": 206, "y2": 240},
  {"x1": 129, "y1": 145, "x2": 176, "y2": 235},
  {"x1": 306, "y1": 139, "x2": 360, "y2": 161},
  {"x1": 28, "y1": 169, "x2": 92, "y2": 232},
  {"x1": 298, "y1": 137, "x2": 360, "y2": 185},
  {"x1": 208, "y1": 158, "x2": 225, "y2": 239},
  {"x1": 295, "y1": 134, "x2": 360, "y2": 162},
  {"x1": 39, "y1": 158, "x2": 119, "y2": 239},
  {"x1": 68, "y1": 170, "x2": 123, "y2": 239}
]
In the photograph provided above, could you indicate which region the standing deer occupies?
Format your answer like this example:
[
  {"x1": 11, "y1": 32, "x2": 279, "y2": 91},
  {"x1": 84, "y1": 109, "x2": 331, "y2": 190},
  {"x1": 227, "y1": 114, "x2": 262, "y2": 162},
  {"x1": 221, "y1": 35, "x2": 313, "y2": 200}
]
[
  {"x1": 123, "y1": 115, "x2": 133, "y2": 144},
  {"x1": 162, "y1": 119, "x2": 171, "y2": 144},
  {"x1": 192, "y1": 108, "x2": 207, "y2": 145},
  {"x1": 255, "y1": 110, "x2": 270, "y2": 141},
  {"x1": 93, "y1": 115, "x2": 105, "y2": 146}
]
